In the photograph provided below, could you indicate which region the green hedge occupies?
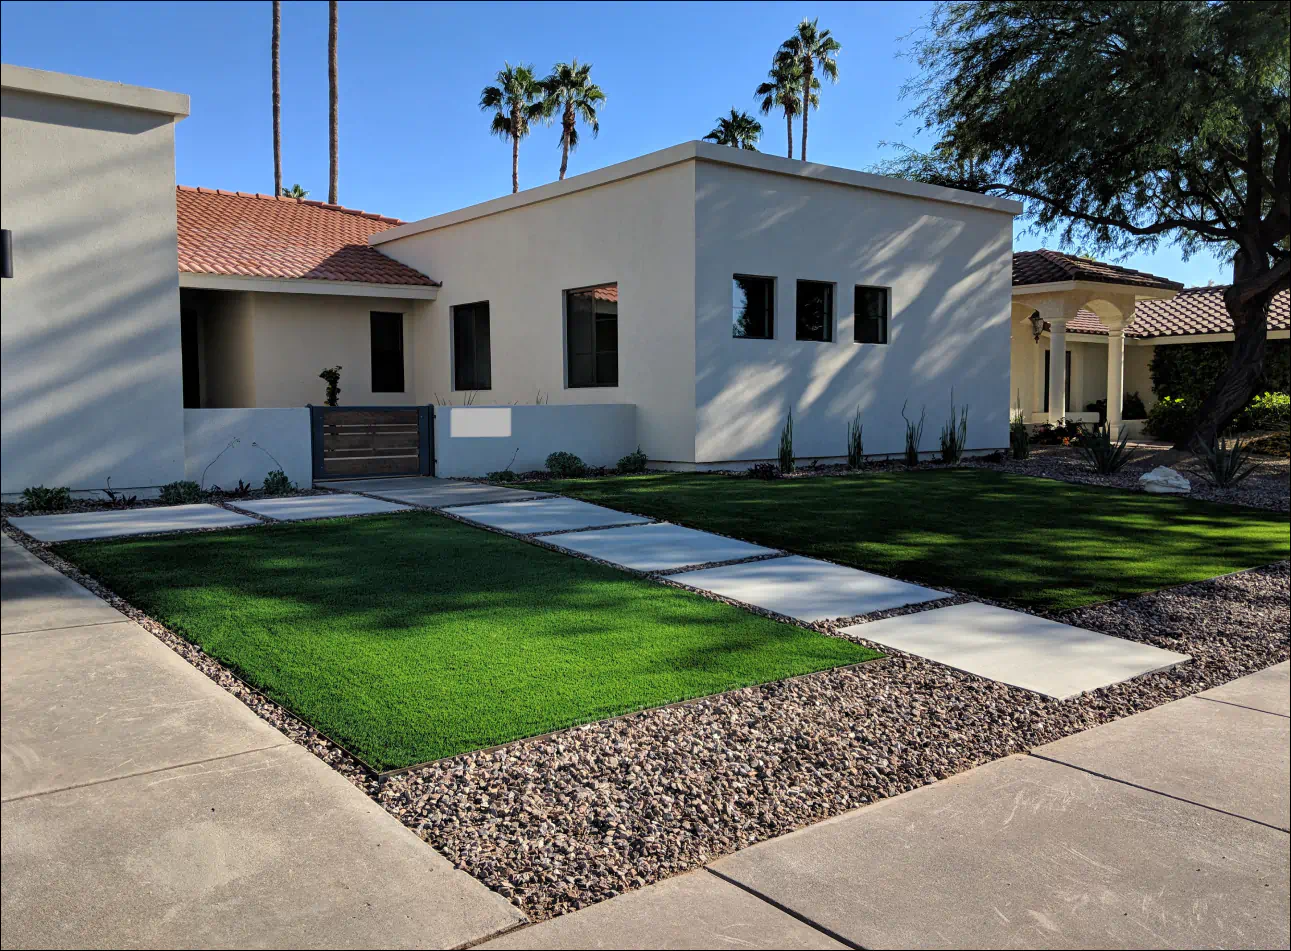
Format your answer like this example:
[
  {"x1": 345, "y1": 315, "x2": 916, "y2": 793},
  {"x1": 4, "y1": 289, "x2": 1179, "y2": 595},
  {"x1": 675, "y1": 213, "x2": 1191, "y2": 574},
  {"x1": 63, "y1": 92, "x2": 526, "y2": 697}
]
[
  {"x1": 1150, "y1": 339, "x2": 1289, "y2": 406},
  {"x1": 1146, "y1": 391, "x2": 1290, "y2": 442}
]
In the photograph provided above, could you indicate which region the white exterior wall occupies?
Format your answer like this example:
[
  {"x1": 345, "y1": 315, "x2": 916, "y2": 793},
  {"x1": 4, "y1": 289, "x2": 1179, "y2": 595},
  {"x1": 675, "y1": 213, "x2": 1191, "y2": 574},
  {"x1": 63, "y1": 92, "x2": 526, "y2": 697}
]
[
  {"x1": 434, "y1": 404, "x2": 637, "y2": 477},
  {"x1": 377, "y1": 162, "x2": 697, "y2": 463},
  {"x1": 183, "y1": 408, "x2": 312, "y2": 489},
  {"x1": 1, "y1": 66, "x2": 189, "y2": 493},
  {"x1": 693, "y1": 160, "x2": 1014, "y2": 462}
]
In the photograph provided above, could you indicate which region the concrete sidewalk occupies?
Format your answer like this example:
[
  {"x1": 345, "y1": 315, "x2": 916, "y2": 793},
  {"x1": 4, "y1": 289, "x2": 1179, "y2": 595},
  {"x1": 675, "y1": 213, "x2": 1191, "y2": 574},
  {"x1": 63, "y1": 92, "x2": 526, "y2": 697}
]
[
  {"x1": 488, "y1": 662, "x2": 1290, "y2": 950},
  {"x1": 0, "y1": 534, "x2": 524, "y2": 949}
]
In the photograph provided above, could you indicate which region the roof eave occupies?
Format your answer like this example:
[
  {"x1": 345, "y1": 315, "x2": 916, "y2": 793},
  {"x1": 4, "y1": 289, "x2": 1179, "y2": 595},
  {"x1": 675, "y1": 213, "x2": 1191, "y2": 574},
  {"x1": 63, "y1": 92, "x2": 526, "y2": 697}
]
[{"x1": 178, "y1": 272, "x2": 439, "y2": 300}]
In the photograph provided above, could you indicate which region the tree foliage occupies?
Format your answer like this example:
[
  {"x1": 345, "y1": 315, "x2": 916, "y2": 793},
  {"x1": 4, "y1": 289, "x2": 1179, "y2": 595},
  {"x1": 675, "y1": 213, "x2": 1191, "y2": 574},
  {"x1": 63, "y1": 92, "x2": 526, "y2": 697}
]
[
  {"x1": 704, "y1": 109, "x2": 763, "y2": 150},
  {"x1": 543, "y1": 60, "x2": 605, "y2": 181},
  {"x1": 480, "y1": 63, "x2": 551, "y2": 194},
  {"x1": 778, "y1": 18, "x2": 840, "y2": 161}
]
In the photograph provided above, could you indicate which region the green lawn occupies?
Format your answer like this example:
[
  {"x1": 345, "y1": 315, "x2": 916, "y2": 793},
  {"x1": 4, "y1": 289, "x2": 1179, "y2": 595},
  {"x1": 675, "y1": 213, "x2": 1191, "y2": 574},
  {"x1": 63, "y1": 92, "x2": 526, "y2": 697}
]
[
  {"x1": 526, "y1": 469, "x2": 1290, "y2": 612},
  {"x1": 61, "y1": 513, "x2": 876, "y2": 771}
]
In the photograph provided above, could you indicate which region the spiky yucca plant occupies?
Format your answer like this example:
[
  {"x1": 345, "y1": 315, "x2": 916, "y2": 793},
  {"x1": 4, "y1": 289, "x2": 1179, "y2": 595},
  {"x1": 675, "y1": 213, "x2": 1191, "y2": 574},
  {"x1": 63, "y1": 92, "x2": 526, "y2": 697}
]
[
  {"x1": 1192, "y1": 435, "x2": 1258, "y2": 488},
  {"x1": 939, "y1": 390, "x2": 969, "y2": 463},
  {"x1": 846, "y1": 406, "x2": 864, "y2": 469},
  {"x1": 1078, "y1": 428, "x2": 1139, "y2": 474},
  {"x1": 901, "y1": 400, "x2": 926, "y2": 466},
  {"x1": 778, "y1": 408, "x2": 795, "y2": 474}
]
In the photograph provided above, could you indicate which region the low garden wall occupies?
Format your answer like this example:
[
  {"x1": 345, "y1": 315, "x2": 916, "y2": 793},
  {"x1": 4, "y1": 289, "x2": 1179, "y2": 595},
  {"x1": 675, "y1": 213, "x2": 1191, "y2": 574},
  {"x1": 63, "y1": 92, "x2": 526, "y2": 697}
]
[
  {"x1": 183, "y1": 408, "x2": 313, "y2": 490},
  {"x1": 434, "y1": 404, "x2": 638, "y2": 478}
]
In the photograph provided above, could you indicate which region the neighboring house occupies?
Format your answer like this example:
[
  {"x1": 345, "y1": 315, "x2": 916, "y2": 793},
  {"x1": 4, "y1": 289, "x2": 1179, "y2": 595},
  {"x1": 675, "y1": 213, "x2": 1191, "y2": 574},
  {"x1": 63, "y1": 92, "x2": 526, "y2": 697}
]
[{"x1": 1010, "y1": 249, "x2": 1290, "y2": 436}]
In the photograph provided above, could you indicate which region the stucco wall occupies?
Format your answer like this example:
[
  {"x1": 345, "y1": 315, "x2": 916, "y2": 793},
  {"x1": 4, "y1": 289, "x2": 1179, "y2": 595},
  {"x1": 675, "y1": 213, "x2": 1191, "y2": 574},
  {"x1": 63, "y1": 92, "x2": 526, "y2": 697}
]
[
  {"x1": 198, "y1": 290, "x2": 257, "y2": 408},
  {"x1": 378, "y1": 161, "x2": 698, "y2": 463},
  {"x1": 434, "y1": 404, "x2": 637, "y2": 477},
  {"x1": 693, "y1": 161, "x2": 1013, "y2": 461},
  {"x1": 183, "y1": 408, "x2": 312, "y2": 489},
  {"x1": 1124, "y1": 342, "x2": 1156, "y2": 407},
  {"x1": 1, "y1": 79, "x2": 187, "y2": 492}
]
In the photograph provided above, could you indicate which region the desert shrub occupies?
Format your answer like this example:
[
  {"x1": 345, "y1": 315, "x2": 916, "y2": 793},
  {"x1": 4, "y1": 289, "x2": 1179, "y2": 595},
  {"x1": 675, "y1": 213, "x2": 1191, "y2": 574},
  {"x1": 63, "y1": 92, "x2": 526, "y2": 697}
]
[
  {"x1": 21, "y1": 485, "x2": 71, "y2": 512},
  {"x1": 846, "y1": 407, "x2": 864, "y2": 469},
  {"x1": 901, "y1": 401, "x2": 926, "y2": 466},
  {"x1": 1191, "y1": 436, "x2": 1259, "y2": 488},
  {"x1": 159, "y1": 480, "x2": 204, "y2": 505},
  {"x1": 1030, "y1": 418, "x2": 1087, "y2": 445},
  {"x1": 318, "y1": 366, "x2": 342, "y2": 407},
  {"x1": 1246, "y1": 431, "x2": 1289, "y2": 457},
  {"x1": 1150, "y1": 339, "x2": 1290, "y2": 407},
  {"x1": 1233, "y1": 391, "x2": 1289, "y2": 432},
  {"x1": 938, "y1": 392, "x2": 969, "y2": 464},
  {"x1": 1144, "y1": 396, "x2": 1194, "y2": 443},
  {"x1": 747, "y1": 462, "x2": 781, "y2": 480},
  {"x1": 1077, "y1": 429, "x2": 1139, "y2": 475},
  {"x1": 778, "y1": 409, "x2": 795, "y2": 474},
  {"x1": 1009, "y1": 411, "x2": 1031, "y2": 460},
  {"x1": 616, "y1": 446, "x2": 649, "y2": 474},
  {"x1": 545, "y1": 451, "x2": 586, "y2": 478},
  {"x1": 262, "y1": 470, "x2": 296, "y2": 495},
  {"x1": 1086, "y1": 391, "x2": 1148, "y2": 426},
  {"x1": 487, "y1": 470, "x2": 518, "y2": 482}
]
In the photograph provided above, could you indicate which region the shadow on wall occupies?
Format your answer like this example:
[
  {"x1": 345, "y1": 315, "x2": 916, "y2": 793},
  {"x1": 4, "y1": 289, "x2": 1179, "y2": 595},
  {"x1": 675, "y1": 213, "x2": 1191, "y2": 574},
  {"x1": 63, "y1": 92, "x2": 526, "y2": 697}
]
[
  {"x1": 1, "y1": 94, "x2": 184, "y2": 493},
  {"x1": 694, "y1": 178, "x2": 1012, "y2": 462}
]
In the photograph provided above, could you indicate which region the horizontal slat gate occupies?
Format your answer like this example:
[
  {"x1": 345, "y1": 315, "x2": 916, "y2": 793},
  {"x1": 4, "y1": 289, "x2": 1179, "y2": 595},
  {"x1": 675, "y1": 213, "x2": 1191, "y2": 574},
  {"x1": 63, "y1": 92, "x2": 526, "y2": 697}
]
[{"x1": 311, "y1": 406, "x2": 431, "y2": 480}]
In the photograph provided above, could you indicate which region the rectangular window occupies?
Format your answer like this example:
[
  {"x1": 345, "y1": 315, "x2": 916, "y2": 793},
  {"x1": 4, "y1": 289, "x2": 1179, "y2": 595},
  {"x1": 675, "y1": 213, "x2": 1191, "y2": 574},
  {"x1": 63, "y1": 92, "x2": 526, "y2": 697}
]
[
  {"x1": 452, "y1": 301, "x2": 492, "y2": 391},
  {"x1": 566, "y1": 283, "x2": 618, "y2": 388},
  {"x1": 732, "y1": 275, "x2": 774, "y2": 339},
  {"x1": 854, "y1": 286, "x2": 889, "y2": 344},
  {"x1": 370, "y1": 312, "x2": 405, "y2": 393},
  {"x1": 795, "y1": 280, "x2": 833, "y2": 342}
]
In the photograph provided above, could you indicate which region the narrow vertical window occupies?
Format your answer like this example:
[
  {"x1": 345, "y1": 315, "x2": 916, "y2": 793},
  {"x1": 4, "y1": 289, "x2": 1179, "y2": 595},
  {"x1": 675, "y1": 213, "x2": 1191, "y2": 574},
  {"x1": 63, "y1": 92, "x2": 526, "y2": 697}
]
[
  {"x1": 452, "y1": 301, "x2": 492, "y2": 391},
  {"x1": 795, "y1": 280, "x2": 833, "y2": 342},
  {"x1": 370, "y1": 311, "x2": 404, "y2": 393},
  {"x1": 732, "y1": 275, "x2": 775, "y2": 339},
  {"x1": 854, "y1": 286, "x2": 889, "y2": 344},
  {"x1": 567, "y1": 283, "x2": 618, "y2": 387}
]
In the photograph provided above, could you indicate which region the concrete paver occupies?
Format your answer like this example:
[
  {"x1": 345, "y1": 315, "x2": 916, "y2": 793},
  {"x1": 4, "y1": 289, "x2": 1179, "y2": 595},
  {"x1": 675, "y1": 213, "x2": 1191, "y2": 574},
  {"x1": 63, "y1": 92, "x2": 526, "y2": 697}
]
[
  {"x1": 230, "y1": 492, "x2": 411, "y2": 521},
  {"x1": 547, "y1": 522, "x2": 779, "y2": 572},
  {"x1": 453, "y1": 497, "x2": 652, "y2": 534},
  {"x1": 326, "y1": 476, "x2": 549, "y2": 508},
  {"x1": 1198, "y1": 659, "x2": 1289, "y2": 716},
  {"x1": 1, "y1": 539, "x2": 123, "y2": 634},
  {"x1": 842, "y1": 601, "x2": 1190, "y2": 699},
  {"x1": 678, "y1": 555, "x2": 945, "y2": 622},
  {"x1": 8, "y1": 503, "x2": 259, "y2": 542},
  {"x1": 1, "y1": 744, "x2": 524, "y2": 950},
  {"x1": 710, "y1": 753, "x2": 1290, "y2": 950},
  {"x1": 1035, "y1": 694, "x2": 1290, "y2": 829}
]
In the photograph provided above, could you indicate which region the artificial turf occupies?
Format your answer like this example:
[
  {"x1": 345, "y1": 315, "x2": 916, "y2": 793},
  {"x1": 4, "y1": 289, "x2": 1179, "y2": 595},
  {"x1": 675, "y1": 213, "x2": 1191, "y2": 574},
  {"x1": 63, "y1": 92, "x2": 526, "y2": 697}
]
[
  {"x1": 526, "y1": 469, "x2": 1291, "y2": 612},
  {"x1": 60, "y1": 512, "x2": 876, "y2": 771}
]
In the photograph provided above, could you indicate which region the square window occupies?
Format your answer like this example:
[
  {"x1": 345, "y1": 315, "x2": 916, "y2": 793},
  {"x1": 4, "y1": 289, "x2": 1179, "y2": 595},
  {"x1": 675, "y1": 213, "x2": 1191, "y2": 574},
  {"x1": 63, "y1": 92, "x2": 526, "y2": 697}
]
[
  {"x1": 854, "y1": 286, "x2": 889, "y2": 344},
  {"x1": 795, "y1": 280, "x2": 834, "y2": 342},
  {"x1": 732, "y1": 275, "x2": 774, "y2": 339},
  {"x1": 567, "y1": 283, "x2": 618, "y2": 388},
  {"x1": 370, "y1": 312, "x2": 404, "y2": 393},
  {"x1": 452, "y1": 301, "x2": 492, "y2": 391}
]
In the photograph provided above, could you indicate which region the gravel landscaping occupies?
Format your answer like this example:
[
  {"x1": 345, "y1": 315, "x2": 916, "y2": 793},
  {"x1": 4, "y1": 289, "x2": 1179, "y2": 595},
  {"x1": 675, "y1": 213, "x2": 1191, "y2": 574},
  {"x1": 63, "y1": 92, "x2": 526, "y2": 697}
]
[{"x1": 10, "y1": 517, "x2": 1284, "y2": 924}]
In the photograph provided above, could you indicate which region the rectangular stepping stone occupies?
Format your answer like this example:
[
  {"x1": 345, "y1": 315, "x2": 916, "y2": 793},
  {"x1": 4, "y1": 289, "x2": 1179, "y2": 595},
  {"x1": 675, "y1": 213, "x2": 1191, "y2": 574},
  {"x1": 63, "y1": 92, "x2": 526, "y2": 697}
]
[
  {"x1": 451, "y1": 497, "x2": 651, "y2": 535},
  {"x1": 547, "y1": 522, "x2": 779, "y2": 572},
  {"x1": 231, "y1": 493, "x2": 411, "y2": 522},
  {"x1": 326, "y1": 476, "x2": 548, "y2": 508},
  {"x1": 678, "y1": 555, "x2": 945, "y2": 622},
  {"x1": 8, "y1": 504, "x2": 259, "y2": 543},
  {"x1": 842, "y1": 602, "x2": 1189, "y2": 699}
]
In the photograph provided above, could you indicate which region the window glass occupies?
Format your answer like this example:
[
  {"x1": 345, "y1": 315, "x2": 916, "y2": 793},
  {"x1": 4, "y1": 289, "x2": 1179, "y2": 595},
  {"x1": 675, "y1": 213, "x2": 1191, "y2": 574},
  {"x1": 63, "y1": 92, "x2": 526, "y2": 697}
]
[
  {"x1": 732, "y1": 275, "x2": 774, "y2": 339},
  {"x1": 795, "y1": 281, "x2": 833, "y2": 342},
  {"x1": 453, "y1": 302, "x2": 492, "y2": 390},
  {"x1": 854, "y1": 286, "x2": 889, "y2": 344},
  {"x1": 567, "y1": 284, "x2": 618, "y2": 387},
  {"x1": 370, "y1": 312, "x2": 404, "y2": 393}
]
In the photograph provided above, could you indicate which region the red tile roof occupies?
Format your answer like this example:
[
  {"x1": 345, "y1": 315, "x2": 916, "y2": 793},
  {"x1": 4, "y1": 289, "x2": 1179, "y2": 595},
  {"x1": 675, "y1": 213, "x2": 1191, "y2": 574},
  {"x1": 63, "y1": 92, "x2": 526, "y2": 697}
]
[
  {"x1": 176, "y1": 187, "x2": 437, "y2": 287},
  {"x1": 1060, "y1": 286, "x2": 1290, "y2": 338},
  {"x1": 1013, "y1": 249, "x2": 1182, "y2": 291}
]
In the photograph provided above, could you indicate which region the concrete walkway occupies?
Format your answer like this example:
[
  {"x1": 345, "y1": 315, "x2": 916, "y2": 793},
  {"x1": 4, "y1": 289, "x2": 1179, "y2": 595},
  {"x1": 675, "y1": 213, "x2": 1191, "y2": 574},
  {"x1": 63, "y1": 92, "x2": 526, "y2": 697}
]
[
  {"x1": 0, "y1": 534, "x2": 524, "y2": 949},
  {"x1": 485, "y1": 662, "x2": 1290, "y2": 949}
]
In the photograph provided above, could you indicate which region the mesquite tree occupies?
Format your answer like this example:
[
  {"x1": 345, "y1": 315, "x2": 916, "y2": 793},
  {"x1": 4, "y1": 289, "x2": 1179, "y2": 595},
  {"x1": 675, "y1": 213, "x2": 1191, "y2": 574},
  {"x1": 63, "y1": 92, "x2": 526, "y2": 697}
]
[{"x1": 892, "y1": 1, "x2": 1288, "y2": 449}]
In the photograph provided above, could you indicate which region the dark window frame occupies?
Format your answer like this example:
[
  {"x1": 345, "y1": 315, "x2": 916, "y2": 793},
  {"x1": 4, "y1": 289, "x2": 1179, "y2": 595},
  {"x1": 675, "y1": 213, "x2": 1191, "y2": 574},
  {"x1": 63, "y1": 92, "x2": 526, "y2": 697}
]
[
  {"x1": 565, "y1": 282, "x2": 619, "y2": 389},
  {"x1": 732, "y1": 273, "x2": 775, "y2": 340},
  {"x1": 795, "y1": 279, "x2": 835, "y2": 342},
  {"x1": 452, "y1": 300, "x2": 492, "y2": 391},
  {"x1": 369, "y1": 311, "x2": 405, "y2": 394},
  {"x1": 853, "y1": 285, "x2": 890, "y2": 345},
  {"x1": 1043, "y1": 348, "x2": 1073, "y2": 414}
]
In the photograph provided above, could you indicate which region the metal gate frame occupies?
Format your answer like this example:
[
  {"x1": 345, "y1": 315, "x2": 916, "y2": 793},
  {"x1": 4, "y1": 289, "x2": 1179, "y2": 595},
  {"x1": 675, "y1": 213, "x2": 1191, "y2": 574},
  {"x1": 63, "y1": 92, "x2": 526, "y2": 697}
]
[{"x1": 309, "y1": 405, "x2": 433, "y2": 481}]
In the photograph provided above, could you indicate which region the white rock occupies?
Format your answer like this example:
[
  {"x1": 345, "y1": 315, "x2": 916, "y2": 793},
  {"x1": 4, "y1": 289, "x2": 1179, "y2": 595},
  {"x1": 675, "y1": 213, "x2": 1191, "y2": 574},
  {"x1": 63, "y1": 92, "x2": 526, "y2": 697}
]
[{"x1": 1139, "y1": 466, "x2": 1191, "y2": 494}]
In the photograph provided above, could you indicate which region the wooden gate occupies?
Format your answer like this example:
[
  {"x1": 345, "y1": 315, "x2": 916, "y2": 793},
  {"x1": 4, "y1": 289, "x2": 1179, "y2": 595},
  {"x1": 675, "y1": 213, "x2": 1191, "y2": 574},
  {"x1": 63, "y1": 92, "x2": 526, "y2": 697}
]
[{"x1": 310, "y1": 406, "x2": 432, "y2": 480}]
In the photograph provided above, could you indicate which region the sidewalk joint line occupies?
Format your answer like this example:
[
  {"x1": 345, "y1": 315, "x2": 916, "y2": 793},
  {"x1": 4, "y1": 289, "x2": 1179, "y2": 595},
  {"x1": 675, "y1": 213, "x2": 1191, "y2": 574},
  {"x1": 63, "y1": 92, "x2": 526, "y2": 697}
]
[
  {"x1": 1191, "y1": 695, "x2": 1289, "y2": 719},
  {"x1": 1026, "y1": 753, "x2": 1290, "y2": 833},
  {"x1": 1, "y1": 742, "x2": 294, "y2": 804},
  {"x1": 1, "y1": 618, "x2": 125, "y2": 637},
  {"x1": 704, "y1": 867, "x2": 867, "y2": 949}
]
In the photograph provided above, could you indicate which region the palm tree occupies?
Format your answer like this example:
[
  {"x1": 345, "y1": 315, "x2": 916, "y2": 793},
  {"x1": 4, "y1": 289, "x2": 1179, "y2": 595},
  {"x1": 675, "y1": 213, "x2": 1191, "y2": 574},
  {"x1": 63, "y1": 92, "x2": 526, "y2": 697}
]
[
  {"x1": 754, "y1": 51, "x2": 818, "y2": 159},
  {"x1": 327, "y1": 0, "x2": 338, "y2": 204},
  {"x1": 778, "y1": 18, "x2": 840, "y2": 161},
  {"x1": 703, "y1": 109, "x2": 762, "y2": 150},
  {"x1": 543, "y1": 60, "x2": 605, "y2": 181},
  {"x1": 281, "y1": 184, "x2": 309, "y2": 198},
  {"x1": 480, "y1": 63, "x2": 549, "y2": 194},
  {"x1": 271, "y1": 1, "x2": 281, "y2": 197}
]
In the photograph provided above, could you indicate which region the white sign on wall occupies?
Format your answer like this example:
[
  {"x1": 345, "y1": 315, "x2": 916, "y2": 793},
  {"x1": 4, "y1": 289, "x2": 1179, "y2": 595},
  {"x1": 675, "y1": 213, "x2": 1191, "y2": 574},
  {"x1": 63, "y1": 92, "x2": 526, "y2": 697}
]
[{"x1": 449, "y1": 407, "x2": 512, "y2": 438}]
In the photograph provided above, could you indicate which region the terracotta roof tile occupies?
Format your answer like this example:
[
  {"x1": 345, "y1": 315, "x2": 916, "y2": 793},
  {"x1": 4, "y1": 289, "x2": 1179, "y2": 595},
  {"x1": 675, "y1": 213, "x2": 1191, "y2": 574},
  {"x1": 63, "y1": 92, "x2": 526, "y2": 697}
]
[
  {"x1": 1013, "y1": 249, "x2": 1182, "y2": 291},
  {"x1": 1059, "y1": 286, "x2": 1290, "y2": 338},
  {"x1": 176, "y1": 186, "x2": 437, "y2": 286}
]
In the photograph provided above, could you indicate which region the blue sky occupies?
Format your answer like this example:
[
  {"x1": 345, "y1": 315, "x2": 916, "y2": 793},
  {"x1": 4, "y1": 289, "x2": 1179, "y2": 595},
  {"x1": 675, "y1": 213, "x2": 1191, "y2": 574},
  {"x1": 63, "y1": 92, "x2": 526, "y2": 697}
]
[{"x1": 2, "y1": 0, "x2": 1230, "y2": 286}]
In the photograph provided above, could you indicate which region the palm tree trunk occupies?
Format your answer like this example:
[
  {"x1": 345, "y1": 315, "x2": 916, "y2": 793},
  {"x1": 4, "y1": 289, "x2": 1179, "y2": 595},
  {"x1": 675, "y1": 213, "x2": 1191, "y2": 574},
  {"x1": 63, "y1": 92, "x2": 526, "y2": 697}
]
[
  {"x1": 511, "y1": 112, "x2": 520, "y2": 194},
  {"x1": 559, "y1": 107, "x2": 572, "y2": 180},
  {"x1": 800, "y1": 64, "x2": 812, "y2": 161},
  {"x1": 785, "y1": 110, "x2": 793, "y2": 159},
  {"x1": 271, "y1": 1, "x2": 281, "y2": 197},
  {"x1": 328, "y1": 0, "x2": 338, "y2": 205}
]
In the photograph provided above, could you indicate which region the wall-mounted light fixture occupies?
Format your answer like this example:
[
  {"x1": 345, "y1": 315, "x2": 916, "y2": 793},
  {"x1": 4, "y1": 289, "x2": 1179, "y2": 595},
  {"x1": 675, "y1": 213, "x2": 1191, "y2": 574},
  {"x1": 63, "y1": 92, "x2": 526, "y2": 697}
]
[
  {"x1": 1029, "y1": 311, "x2": 1044, "y2": 343},
  {"x1": 1, "y1": 229, "x2": 12, "y2": 279}
]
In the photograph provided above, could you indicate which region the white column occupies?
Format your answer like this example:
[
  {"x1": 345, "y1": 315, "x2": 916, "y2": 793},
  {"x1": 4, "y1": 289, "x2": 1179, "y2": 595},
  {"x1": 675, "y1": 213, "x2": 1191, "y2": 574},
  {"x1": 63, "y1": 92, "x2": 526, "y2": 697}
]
[
  {"x1": 1106, "y1": 326, "x2": 1125, "y2": 439},
  {"x1": 1048, "y1": 318, "x2": 1067, "y2": 421}
]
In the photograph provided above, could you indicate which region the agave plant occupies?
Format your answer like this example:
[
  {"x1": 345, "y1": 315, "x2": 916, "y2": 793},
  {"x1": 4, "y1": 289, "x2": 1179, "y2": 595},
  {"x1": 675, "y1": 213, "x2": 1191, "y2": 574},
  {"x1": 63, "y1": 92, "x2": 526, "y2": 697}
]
[
  {"x1": 1077, "y1": 428, "x2": 1139, "y2": 475},
  {"x1": 778, "y1": 408, "x2": 795, "y2": 474},
  {"x1": 846, "y1": 406, "x2": 864, "y2": 469},
  {"x1": 1191, "y1": 435, "x2": 1259, "y2": 488}
]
